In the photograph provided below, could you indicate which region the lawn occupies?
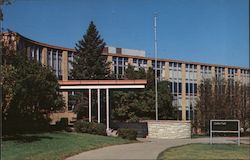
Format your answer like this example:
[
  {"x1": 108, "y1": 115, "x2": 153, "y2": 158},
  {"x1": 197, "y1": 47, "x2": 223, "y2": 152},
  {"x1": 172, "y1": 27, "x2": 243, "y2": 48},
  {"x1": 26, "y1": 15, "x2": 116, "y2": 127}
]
[
  {"x1": 157, "y1": 143, "x2": 250, "y2": 160},
  {"x1": 2, "y1": 132, "x2": 132, "y2": 160}
]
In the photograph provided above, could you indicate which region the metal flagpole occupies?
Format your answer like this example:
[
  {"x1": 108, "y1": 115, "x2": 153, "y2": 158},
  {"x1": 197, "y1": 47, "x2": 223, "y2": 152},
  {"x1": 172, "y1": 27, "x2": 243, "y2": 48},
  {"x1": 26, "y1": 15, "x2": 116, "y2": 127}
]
[{"x1": 154, "y1": 14, "x2": 158, "y2": 121}]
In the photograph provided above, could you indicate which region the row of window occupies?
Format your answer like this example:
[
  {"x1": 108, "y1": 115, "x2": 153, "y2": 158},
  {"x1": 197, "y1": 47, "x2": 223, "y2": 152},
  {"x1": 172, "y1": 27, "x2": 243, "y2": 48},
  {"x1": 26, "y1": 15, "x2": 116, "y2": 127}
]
[
  {"x1": 28, "y1": 46, "x2": 42, "y2": 63},
  {"x1": 26, "y1": 47, "x2": 249, "y2": 84},
  {"x1": 47, "y1": 49, "x2": 62, "y2": 79}
]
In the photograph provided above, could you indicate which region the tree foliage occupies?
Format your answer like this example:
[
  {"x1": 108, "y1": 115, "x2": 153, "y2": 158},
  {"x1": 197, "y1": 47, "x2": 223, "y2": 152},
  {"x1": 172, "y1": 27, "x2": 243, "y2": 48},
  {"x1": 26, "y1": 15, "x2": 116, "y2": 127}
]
[
  {"x1": 194, "y1": 78, "x2": 250, "y2": 133},
  {"x1": 71, "y1": 21, "x2": 110, "y2": 80},
  {"x1": 1, "y1": 35, "x2": 64, "y2": 134},
  {"x1": 0, "y1": 0, "x2": 12, "y2": 21},
  {"x1": 111, "y1": 67, "x2": 175, "y2": 121},
  {"x1": 70, "y1": 21, "x2": 111, "y2": 120}
]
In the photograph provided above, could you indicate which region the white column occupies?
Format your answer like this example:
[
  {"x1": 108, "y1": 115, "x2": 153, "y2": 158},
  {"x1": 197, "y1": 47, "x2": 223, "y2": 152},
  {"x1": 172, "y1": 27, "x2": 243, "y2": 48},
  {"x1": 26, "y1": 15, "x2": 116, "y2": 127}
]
[
  {"x1": 97, "y1": 89, "x2": 100, "y2": 123},
  {"x1": 106, "y1": 88, "x2": 109, "y2": 131},
  {"x1": 88, "y1": 89, "x2": 92, "y2": 122}
]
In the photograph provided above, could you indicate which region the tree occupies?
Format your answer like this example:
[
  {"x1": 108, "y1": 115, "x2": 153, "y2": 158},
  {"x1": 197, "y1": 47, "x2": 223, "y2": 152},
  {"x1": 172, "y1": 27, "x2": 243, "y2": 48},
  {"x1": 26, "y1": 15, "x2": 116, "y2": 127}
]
[
  {"x1": 125, "y1": 64, "x2": 146, "y2": 80},
  {"x1": 70, "y1": 21, "x2": 111, "y2": 120},
  {"x1": 1, "y1": 35, "x2": 64, "y2": 134},
  {"x1": 111, "y1": 67, "x2": 175, "y2": 121},
  {"x1": 71, "y1": 21, "x2": 110, "y2": 80},
  {"x1": 194, "y1": 78, "x2": 250, "y2": 134},
  {"x1": 0, "y1": 0, "x2": 11, "y2": 21}
]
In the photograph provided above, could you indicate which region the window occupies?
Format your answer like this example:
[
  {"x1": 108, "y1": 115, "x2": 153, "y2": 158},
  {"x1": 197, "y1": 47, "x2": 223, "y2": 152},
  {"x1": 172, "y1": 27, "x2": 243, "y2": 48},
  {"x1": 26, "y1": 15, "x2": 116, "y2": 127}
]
[
  {"x1": 133, "y1": 58, "x2": 137, "y2": 63},
  {"x1": 58, "y1": 53, "x2": 62, "y2": 80}
]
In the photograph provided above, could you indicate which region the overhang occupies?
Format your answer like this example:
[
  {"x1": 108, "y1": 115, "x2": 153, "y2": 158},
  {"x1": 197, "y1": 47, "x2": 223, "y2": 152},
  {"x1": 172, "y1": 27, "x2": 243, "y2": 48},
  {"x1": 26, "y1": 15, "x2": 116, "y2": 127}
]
[{"x1": 58, "y1": 80, "x2": 147, "y2": 90}]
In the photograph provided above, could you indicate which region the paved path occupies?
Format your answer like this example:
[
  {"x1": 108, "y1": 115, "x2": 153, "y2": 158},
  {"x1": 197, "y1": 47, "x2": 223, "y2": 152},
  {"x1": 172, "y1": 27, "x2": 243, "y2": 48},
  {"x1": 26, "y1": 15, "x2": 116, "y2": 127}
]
[{"x1": 65, "y1": 137, "x2": 247, "y2": 160}]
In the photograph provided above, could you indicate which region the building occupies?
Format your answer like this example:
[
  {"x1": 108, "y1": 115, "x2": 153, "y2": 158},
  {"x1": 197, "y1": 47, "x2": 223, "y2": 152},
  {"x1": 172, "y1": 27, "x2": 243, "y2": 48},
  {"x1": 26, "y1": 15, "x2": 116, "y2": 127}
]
[{"x1": 2, "y1": 32, "x2": 250, "y2": 123}]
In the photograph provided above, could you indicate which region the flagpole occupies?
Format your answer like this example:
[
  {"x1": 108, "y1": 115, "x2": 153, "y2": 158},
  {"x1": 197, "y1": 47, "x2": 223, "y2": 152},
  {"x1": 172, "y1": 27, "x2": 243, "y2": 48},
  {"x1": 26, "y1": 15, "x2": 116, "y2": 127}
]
[{"x1": 154, "y1": 14, "x2": 158, "y2": 121}]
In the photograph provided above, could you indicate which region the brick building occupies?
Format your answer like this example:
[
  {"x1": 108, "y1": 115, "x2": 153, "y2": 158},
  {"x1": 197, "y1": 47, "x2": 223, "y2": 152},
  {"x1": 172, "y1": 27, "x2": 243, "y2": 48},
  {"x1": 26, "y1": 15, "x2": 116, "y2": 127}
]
[{"x1": 2, "y1": 32, "x2": 250, "y2": 123}]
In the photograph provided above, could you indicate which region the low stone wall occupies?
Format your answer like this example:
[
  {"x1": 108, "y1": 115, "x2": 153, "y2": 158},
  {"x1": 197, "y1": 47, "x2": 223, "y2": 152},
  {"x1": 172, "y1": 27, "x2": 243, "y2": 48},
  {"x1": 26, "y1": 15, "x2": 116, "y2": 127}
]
[{"x1": 146, "y1": 120, "x2": 191, "y2": 139}]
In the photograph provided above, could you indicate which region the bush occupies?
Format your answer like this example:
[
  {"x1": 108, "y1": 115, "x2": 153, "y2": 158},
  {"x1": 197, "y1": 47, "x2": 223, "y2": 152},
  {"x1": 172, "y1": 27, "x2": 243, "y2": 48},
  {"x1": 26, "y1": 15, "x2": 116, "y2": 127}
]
[
  {"x1": 74, "y1": 120, "x2": 106, "y2": 136},
  {"x1": 117, "y1": 128, "x2": 137, "y2": 140},
  {"x1": 55, "y1": 118, "x2": 69, "y2": 130}
]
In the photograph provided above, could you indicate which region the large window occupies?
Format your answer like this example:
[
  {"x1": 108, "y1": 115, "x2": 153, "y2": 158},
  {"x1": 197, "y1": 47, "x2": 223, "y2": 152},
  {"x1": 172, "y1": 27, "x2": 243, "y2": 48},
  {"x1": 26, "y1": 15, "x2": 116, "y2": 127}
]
[
  {"x1": 47, "y1": 49, "x2": 63, "y2": 79},
  {"x1": 29, "y1": 46, "x2": 42, "y2": 63},
  {"x1": 241, "y1": 69, "x2": 250, "y2": 85},
  {"x1": 68, "y1": 52, "x2": 74, "y2": 80},
  {"x1": 112, "y1": 56, "x2": 128, "y2": 79},
  {"x1": 58, "y1": 53, "x2": 62, "y2": 80},
  {"x1": 228, "y1": 68, "x2": 237, "y2": 82},
  {"x1": 201, "y1": 65, "x2": 212, "y2": 79},
  {"x1": 152, "y1": 60, "x2": 165, "y2": 81},
  {"x1": 215, "y1": 67, "x2": 225, "y2": 80},
  {"x1": 169, "y1": 62, "x2": 182, "y2": 116},
  {"x1": 185, "y1": 64, "x2": 198, "y2": 120},
  {"x1": 132, "y1": 58, "x2": 147, "y2": 70}
]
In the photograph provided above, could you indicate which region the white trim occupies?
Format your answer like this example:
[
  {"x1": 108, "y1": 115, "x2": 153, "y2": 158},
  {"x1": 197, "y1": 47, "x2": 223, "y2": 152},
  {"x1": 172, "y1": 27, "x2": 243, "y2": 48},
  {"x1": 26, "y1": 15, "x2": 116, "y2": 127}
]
[
  {"x1": 97, "y1": 89, "x2": 100, "y2": 123},
  {"x1": 60, "y1": 85, "x2": 145, "y2": 90},
  {"x1": 106, "y1": 88, "x2": 109, "y2": 131},
  {"x1": 88, "y1": 89, "x2": 91, "y2": 122},
  {"x1": 211, "y1": 120, "x2": 240, "y2": 122}
]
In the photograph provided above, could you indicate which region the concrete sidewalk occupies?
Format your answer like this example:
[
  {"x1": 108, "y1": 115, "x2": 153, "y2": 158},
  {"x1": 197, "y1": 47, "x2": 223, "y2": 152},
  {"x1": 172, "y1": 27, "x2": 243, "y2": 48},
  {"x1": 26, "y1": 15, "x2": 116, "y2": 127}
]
[{"x1": 65, "y1": 137, "x2": 246, "y2": 160}]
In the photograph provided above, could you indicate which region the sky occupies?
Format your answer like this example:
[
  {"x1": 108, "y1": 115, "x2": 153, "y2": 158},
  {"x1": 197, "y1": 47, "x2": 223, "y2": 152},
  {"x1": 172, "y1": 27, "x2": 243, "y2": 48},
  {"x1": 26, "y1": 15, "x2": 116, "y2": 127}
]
[{"x1": 3, "y1": 0, "x2": 249, "y2": 68}]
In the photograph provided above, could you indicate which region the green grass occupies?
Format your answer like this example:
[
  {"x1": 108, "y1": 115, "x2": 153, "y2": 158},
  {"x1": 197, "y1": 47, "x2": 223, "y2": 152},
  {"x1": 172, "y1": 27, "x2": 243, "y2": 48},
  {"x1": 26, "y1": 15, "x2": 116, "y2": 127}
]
[
  {"x1": 2, "y1": 132, "x2": 132, "y2": 160},
  {"x1": 157, "y1": 143, "x2": 250, "y2": 160}
]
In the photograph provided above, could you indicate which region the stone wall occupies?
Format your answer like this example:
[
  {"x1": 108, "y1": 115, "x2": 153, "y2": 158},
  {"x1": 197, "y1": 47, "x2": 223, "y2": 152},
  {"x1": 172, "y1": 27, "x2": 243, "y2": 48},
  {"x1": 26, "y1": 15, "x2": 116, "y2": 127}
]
[{"x1": 146, "y1": 120, "x2": 191, "y2": 139}]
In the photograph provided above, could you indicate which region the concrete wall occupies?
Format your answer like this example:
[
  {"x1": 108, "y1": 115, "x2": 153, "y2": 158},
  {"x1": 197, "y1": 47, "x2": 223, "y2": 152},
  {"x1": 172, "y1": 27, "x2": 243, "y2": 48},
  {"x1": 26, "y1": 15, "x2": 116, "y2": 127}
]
[{"x1": 146, "y1": 120, "x2": 191, "y2": 139}]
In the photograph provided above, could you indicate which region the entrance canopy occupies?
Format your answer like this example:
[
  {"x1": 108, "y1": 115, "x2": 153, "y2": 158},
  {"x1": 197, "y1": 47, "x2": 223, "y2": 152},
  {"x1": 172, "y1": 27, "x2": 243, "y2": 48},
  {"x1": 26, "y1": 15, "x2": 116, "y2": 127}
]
[
  {"x1": 59, "y1": 80, "x2": 147, "y2": 89},
  {"x1": 58, "y1": 80, "x2": 147, "y2": 131}
]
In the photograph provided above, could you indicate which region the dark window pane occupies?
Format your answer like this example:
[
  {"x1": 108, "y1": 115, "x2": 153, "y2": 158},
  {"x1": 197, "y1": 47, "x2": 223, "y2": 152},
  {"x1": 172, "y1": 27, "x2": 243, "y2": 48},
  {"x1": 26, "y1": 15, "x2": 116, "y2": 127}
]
[
  {"x1": 174, "y1": 82, "x2": 177, "y2": 93},
  {"x1": 178, "y1": 83, "x2": 182, "y2": 92},
  {"x1": 186, "y1": 83, "x2": 188, "y2": 93},
  {"x1": 133, "y1": 58, "x2": 137, "y2": 63},
  {"x1": 118, "y1": 67, "x2": 123, "y2": 74}
]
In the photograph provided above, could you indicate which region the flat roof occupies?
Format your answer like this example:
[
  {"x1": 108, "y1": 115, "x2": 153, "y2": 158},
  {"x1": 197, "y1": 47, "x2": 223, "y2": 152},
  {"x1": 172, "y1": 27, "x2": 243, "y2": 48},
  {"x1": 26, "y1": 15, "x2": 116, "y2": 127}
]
[{"x1": 58, "y1": 80, "x2": 147, "y2": 89}]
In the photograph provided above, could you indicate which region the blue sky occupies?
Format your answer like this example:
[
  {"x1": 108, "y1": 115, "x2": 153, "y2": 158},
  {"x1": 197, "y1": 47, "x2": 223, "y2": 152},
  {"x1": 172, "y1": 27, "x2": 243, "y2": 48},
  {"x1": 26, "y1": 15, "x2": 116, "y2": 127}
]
[{"x1": 3, "y1": 0, "x2": 249, "y2": 68}]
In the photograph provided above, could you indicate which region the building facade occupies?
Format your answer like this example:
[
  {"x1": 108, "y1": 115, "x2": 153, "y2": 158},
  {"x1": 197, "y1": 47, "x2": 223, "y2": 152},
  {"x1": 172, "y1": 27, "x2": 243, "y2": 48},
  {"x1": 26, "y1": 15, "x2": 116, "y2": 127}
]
[{"x1": 3, "y1": 32, "x2": 250, "y2": 123}]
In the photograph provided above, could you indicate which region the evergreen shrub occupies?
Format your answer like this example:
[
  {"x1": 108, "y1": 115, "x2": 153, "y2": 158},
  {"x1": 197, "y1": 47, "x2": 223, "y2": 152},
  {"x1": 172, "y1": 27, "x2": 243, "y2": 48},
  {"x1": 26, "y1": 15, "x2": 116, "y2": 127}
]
[
  {"x1": 74, "y1": 120, "x2": 106, "y2": 136},
  {"x1": 117, "y1": 128, "x2": 137, "y2": 140}
]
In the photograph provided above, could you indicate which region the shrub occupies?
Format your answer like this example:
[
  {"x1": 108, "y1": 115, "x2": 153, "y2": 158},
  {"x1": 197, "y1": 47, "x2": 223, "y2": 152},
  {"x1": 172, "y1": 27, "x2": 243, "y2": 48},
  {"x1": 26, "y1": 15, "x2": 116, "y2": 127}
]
[
  {"x1": 55, "y1": 118, "x2": 69, "y2": 130},
  {"x1": 117, "y1": 128, "x2": 137, "y2": 140},
  {"x1": 74, "y1": 120, "x2": 106, "y2": 136}
]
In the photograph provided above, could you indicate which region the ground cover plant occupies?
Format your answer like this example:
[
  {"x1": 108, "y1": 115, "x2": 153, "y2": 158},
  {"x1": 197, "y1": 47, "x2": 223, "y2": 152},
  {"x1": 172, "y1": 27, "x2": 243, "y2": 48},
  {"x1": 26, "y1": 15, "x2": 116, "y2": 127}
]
[
  {"x1": 2, "y1": 132, "x2": 132, "y2": 160},
  {"x1": 157, "y1": 143, "x2": 250, "y2": 160}
]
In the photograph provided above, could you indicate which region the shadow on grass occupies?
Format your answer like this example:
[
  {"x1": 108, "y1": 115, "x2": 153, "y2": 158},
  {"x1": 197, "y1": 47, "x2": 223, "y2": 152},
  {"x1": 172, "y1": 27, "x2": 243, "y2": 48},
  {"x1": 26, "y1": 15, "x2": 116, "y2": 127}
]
[{"x1": 3, "y1": 135, "x2": 53, "y2": 143}]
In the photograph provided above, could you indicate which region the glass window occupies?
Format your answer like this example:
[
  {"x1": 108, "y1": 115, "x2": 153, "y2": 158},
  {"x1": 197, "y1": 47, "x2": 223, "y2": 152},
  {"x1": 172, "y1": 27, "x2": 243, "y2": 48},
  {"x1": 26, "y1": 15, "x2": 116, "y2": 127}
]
[
  {"x1": 178, "y1": 83, "x2": 182, "y2": 93},
  {"x1": 133, "y1": 58, "x2": 137, "y2": 63},
  {"x1": 47, "y1": 49, "x2": 52, "y2": 67},
  {"x1": 58, "y1": 53, "x2": 62, "y2": 80}
]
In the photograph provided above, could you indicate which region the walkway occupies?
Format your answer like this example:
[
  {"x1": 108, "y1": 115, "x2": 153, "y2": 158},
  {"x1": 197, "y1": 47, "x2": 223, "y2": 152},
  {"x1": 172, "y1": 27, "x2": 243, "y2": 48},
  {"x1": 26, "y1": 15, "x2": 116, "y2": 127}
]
[{"x1": 65, "y1": 137, "x2": 243, "y2": 160}]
